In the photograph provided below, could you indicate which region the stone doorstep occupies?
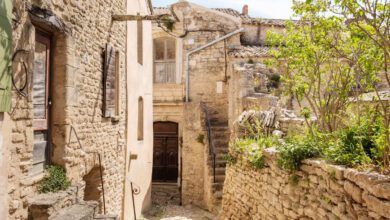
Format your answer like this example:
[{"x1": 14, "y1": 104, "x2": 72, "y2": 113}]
[
  {"x1": 28, "y1": 186, "x2": 79, "y2": 219},
  {"x1": 49, "y1": 201, "x2": 98, "y2": 220},
  {"x1": 92, "y1": 214, "x2": 119, "y2": 220},
  {"x1": 28, "y1": 186, "x2": 78, "y2": 209}
]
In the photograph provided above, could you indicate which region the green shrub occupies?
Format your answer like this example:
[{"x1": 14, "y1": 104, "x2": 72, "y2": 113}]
[
  {"x1": 230, "y1": 136, "x2": 279, "y2": 169},
  {"x1": 324, "y1": 125, "x2": 373, "y2": 167},
  {"x1": 277, "y1": 135, "x2": 323, "y2": 173},
  {"x1": 322, "y1": 107, "x2": 387, "y2": 168},
  {"x1": 38, "y1": 165, "x2": 71, "y2": 193},
  {"x1": 222, "y1": 153, "x2": 237, "y2": 165},
  {"x1": 247, "y1": 150, "x2": 265, "y2": 169},
  {"x1": 196, "y1": 134, "x2": 205, "y2": 145}
]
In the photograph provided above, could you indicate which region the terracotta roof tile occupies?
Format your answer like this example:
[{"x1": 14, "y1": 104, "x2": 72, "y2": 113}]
[{"x1": 153, "y1": 7, "x2": 289, "y2": 26}]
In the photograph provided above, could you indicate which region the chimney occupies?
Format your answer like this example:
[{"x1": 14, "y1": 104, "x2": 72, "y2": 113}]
[{"x1": 242, "y1": 5, "x2": 249, "y2": 16}]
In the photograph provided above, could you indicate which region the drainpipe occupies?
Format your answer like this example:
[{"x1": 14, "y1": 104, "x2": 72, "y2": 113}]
[{"x1": 185, "y1": 28, "x2": 244, "y2": 102}]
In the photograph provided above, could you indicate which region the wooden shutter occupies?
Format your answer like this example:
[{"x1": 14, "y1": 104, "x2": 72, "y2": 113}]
[
  {"x1": 103, "y1": 44, "x2": 117, "y2": 118},
  {"x1": 0, "y1": 0, "x2": 13, "y2": 112}
]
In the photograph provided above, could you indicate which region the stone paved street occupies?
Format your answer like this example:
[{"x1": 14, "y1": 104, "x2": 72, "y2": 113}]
[{"x1": 143, "y1": 205, "x2": 216, "y2": 220}]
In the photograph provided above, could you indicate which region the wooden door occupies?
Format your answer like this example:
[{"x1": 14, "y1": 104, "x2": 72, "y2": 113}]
[
  {"x1": 31, "y1": 30, "x2": 51, "y2": 175},
  {"x1": 153, "y1": 122, "x2": 179, "y2": 182}
]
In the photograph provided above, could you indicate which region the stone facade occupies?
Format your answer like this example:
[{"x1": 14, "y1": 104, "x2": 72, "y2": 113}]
[
  {"x1": 151, "y1": 1, "x2": 293, "y2": 212},
  {"x1": 152, "y1": 1, "x2": 242, "y2": 211},
  {"x1": 221, "y1": 149, "x2": 390, "y2": 220},
  {"x1": 7, "y1": 0, "x2": 153, "y2": 219}
]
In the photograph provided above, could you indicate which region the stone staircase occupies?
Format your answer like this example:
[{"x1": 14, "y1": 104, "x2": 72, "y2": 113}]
[
  {"x1": 28, "y1": 186, "x2": 118, "y2": 220},
  {"x1": 205, "y1": 108, "x2": 230, "y2": 210}
]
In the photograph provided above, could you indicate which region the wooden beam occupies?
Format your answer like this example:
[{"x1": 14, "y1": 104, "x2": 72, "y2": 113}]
[{"x1": 112, "y1": 14, "x2": 170, "y2": 21}]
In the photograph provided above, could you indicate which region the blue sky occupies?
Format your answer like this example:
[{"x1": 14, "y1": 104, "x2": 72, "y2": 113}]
[{"x1": 152, "y1": 0, "x2": 295, "y2": 19}]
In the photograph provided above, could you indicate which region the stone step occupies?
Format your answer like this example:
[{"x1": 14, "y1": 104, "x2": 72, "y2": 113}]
[
  {"x1": 94, "y1": 214, "x2": 118, "y2": 220},
  {"x1": 212, "y1": 175, "x2": 225, "y2": 183},
  {"x1": 215, "y1": 148, "x2": 228, "y2": 154},
  {"x1": 212, "y1": 182, "x2": 224, "y2": 191},
  {"x1": 28, "y1": 187, "x2": 79, "y2": 220},
  {"x1": 50, "y1": 202, "x2": 97, "y2": 220},
  {"x1": 209, "y1": 159, "x2": 226, "y2": 168},
  {"x1": 213, "y1": 139, "x2": 229, "y2": 147},
  {"x1": 214, "y1": 191, "x2": 223, "y2": 200},
  {"x1": 210, "y1": 121, "x2": 228, "y2": 127},
  {"x1": 208, "y1": 167, "x2": 226, "y2": 176}
]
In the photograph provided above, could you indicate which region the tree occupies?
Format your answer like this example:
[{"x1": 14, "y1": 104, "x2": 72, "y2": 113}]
[{"x1": 267, "y1": 0, "x2": 390, "y2": 168}]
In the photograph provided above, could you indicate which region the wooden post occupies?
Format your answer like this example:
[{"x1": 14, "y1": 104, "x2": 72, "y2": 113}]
[{"x1": 112, "y1": 14, "x2": 170, "y2": 21}]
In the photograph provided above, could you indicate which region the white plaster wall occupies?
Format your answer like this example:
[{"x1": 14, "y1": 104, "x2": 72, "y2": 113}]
[{"x1": 124, "y1": 0, "x2": 154, "y2": 219}]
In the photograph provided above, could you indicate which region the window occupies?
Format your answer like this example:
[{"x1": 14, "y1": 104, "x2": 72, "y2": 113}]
[
  {"x1": 138, "y1": 97, "x2": 144, "y2": 140},
  {"x1": 137, "y1": 15, "x2": 143, "y2": 65},
  {"x1": 103, "y1": 44, "x2": 120, "y2": 118},
  {"x1": 154, "y1": 38, "x2": 176, "y2": 84}
]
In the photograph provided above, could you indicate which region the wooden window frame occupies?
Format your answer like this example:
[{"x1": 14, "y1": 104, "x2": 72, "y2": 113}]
[{"x1": 153, "y1": 37, "x2": 176, "y2": 84}]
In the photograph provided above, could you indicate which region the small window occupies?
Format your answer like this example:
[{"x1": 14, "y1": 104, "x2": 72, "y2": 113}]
[
  {"x1": 154, "y1": 38, "x2": 176, "y2": 84},
  {"x1": 138, "y1": 97, "x2": 144, "y2": 140},
  {"x1": 137, "y1": 16, "x2": 143, "y2": 65},
  {"x1": 103, "y1": 44, "x2": 119, "y2": 118}
]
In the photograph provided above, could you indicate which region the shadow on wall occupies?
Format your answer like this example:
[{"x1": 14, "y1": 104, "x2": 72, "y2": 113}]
[{"x1": 83, "y1": 166, "x2": 104, "y2": 214}]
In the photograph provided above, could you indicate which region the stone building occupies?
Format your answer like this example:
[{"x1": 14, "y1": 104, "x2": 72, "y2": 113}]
[
  {"x1": 0, "y1": 0, "x2": 154, "y2": 219},
  {"x1": 150, "y1": 0, "x2": 287, "y2": 212}
]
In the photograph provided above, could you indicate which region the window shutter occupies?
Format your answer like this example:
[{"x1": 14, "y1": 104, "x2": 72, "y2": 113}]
[
  {"x1": 0, "y1": 0, "x2": 13, "y2": 112},
  {"x1": 103, "y1": 44, "x2": 117, "y2": 118}
]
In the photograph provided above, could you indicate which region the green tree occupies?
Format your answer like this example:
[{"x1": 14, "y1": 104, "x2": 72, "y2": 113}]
[
  {"x1": 330, "y1": 0, "x2": 390, "y2": 168},
  {"x1": 267, "y1": 0, "x2": 389, "y2": 167}
]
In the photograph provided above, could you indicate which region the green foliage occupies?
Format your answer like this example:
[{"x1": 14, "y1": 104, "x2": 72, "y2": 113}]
[
  {"x1": 277, "y1": 134, "x2": 324, "y2": 172},
  {"x1": 38, "y1": 165, "x2": 71, "y2": 194},
  {"x1": 160, "y1": 15, "x2": 175, "y2": 32},
  {"x1": 266, "y1": 0, "x2": 390, "y2": 168},
  {"x1": 325, "y1": 108, "x2": 385, "y2": 167},
  {"x1": 230, "y1": 136, "x2": 279, "y2": 169},
  {"x1": 247, "y1": 58, "x2": 254, "y2": 64},
  {"x1": 222, "y1": 153, "x2": 237, "y2": 165},
  {"x1": 196, "y1": 134, "x2": 205, "y2": 145},
  {"x1": 324, "y1": 126, "x2": 372, "y2": 167}
]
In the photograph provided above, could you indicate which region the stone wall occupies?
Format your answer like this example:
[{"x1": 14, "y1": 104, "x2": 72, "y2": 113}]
[
  {"x1": 9, "y1": 0, "x2": 127, "y2": 219},
  {"x1": 220, "y1": 148, "x2": 390, "y2": 220}
]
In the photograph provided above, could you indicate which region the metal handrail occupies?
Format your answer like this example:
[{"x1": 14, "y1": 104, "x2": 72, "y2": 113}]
[
  {"x1": 69, "y1": 126, "x2": 106, "y2": 214},
  {"x1": 201, "y1": 103, "x2": 216, "y2": 183}
]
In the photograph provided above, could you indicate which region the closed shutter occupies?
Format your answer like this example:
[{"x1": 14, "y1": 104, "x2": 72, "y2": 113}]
[
  {"x1": 103, "y1": 44, "x2": 117, "y2": 118},
  {"x1": 0, "y1": 0, "x2": 13, "y2": 112}
]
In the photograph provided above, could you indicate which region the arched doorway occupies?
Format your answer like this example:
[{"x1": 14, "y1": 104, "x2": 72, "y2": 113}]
[{"x1": 153, "y1": 122, "x2": 179, "y2": 182}]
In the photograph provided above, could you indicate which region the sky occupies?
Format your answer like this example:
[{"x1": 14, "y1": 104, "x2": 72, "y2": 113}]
[{"x1": 152, "y1": 0, "x2": 295, "y2": 19}]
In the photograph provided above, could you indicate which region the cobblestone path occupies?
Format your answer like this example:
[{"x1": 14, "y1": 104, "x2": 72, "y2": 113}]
[{"x1": 143, "y1": 204, "x2": 216, "y2": 220}]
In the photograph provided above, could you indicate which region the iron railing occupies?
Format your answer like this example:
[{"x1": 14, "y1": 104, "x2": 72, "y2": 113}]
[
  {"x1": 201, "y1": 103, "x2": 216, "y2": 183},
  {"x1": 69, "y1": 126, "x2": 106, "y2": 214}
]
